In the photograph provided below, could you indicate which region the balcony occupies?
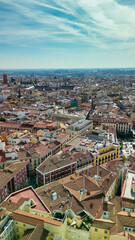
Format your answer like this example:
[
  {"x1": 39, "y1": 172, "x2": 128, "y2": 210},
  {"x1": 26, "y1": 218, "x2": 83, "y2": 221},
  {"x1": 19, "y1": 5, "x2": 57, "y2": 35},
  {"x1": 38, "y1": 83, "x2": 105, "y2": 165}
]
[{"x1": 0, "y1": 219, "x2": 14, "y2": 240}]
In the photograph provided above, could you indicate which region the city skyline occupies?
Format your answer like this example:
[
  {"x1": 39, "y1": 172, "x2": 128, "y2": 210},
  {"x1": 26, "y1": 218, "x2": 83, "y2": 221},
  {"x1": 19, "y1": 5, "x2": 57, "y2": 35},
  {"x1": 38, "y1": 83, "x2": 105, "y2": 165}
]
[{"x1": 0, "y1": 0, "x2": 135, "y2": 69}]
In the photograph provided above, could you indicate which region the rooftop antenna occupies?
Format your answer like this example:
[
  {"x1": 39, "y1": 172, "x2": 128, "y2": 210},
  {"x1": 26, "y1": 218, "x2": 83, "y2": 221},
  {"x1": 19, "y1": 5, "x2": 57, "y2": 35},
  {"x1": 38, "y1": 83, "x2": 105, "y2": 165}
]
[
  {"x1": 83, "y1": 176, "x2": 85, "y2": 189},
  {"x1": 80, "y1": 194, "x2": 83, "y2": 201},
  {"x1": 71, "y1": 195, "x2": 73, "y2": 209}
]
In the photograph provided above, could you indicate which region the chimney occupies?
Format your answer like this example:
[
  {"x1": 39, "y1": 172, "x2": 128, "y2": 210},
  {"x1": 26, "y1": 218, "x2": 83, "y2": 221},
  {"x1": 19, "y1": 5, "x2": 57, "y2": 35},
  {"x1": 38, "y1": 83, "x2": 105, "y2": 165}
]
[
  {"x1": 90, "y1": 202, "x2": 93, "y2": 208},
  {"x1": 128, "y1": 211, "x2": 131, "y2": 217}
]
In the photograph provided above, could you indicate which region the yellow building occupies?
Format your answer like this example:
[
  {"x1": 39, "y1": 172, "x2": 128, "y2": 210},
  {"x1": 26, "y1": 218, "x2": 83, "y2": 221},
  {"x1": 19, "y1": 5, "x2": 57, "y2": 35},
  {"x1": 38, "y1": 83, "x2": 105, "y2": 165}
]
[
  {"x1": 90, "y1": 226, "x2": 109, "y2": 240},
  {"x1": 90, "y1": 219, "x2": 114, "y2": 240},
  {"x1": 94, "y1": 144, "x2": 120, "y2": 166},
  {"x1": 13, "y1": 209, "x2": 67, "y2": 240}
]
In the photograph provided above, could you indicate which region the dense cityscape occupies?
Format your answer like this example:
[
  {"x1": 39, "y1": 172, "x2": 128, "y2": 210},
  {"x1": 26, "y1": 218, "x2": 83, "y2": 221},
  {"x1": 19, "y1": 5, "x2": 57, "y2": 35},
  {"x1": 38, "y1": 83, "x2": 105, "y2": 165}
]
[
  {"x1": 1, "y1": 0, "x2": 135, "y2": 238},
  {"x1": 0, "y1": 69, "x2": 135, "y2": 240}
]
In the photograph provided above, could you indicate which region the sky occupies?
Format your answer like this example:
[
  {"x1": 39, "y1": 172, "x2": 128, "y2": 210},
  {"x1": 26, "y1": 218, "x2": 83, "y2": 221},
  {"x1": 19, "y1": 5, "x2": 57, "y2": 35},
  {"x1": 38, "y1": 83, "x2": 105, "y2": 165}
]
[{"x1": 0, "y1": 0, "x2": 135, "y2": 69}]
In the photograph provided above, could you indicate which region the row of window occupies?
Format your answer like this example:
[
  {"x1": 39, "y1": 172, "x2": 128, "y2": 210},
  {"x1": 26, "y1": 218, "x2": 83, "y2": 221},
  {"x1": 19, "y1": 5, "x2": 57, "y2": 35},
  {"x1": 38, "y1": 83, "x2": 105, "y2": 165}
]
[
  {"x1": 124, "y1": 227, "x2": 135, "y2": 233},
  {"x1": 95, "y1": 228, "x2": 108, "y2": 234},
  {"x1": 123, "y1": 208, "x2": 134, "y2": 212}
]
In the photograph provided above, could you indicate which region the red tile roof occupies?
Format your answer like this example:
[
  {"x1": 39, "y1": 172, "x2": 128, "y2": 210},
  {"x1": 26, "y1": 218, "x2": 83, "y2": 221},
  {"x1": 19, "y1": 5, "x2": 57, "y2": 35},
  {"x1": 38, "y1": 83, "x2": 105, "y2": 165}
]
[{"x1": 13, "y1": 209, "x2": 62, "y2": 227}]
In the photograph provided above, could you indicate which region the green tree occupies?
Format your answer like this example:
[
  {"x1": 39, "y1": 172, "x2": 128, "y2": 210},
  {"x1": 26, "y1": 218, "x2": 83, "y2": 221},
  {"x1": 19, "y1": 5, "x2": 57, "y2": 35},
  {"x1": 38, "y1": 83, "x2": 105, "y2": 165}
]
[
  {"x1": 121, "y1": 155, "x2": 127, "y2": 161},
  {"x1": 120, "y1": 142, "x2": 123, "y2": 151},
  {"x1": 0, "y1": 117, "x2": 6, "y2": 122}
]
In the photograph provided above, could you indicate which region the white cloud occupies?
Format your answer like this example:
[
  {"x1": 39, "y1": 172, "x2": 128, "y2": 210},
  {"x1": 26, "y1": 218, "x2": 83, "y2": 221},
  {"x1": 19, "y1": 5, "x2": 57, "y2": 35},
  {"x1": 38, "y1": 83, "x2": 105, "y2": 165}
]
[{"x1": 0, "y1": 0, "x2": 135, "y2": 50}]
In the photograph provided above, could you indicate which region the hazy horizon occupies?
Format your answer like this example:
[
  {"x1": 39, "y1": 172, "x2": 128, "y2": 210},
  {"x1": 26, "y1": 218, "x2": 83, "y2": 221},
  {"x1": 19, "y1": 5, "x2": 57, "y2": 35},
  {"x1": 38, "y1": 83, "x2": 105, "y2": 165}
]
[{"x1": 0, "y1": 67, "x2": 135, "y2": 70}]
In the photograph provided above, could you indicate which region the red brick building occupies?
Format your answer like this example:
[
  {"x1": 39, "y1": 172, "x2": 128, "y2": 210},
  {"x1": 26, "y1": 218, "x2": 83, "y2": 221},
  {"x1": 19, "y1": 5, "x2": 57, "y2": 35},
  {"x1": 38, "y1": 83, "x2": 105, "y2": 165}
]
[{"x1": 0, "y1": 161, "x2": 29, "y2": 203}]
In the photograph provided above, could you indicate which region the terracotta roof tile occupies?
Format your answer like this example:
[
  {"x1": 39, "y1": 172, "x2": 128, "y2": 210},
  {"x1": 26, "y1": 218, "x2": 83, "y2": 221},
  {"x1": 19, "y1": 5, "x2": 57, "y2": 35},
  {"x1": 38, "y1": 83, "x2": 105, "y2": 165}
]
[{"x1": 13, "y1": 209, "x2": 62, "y2": 227}]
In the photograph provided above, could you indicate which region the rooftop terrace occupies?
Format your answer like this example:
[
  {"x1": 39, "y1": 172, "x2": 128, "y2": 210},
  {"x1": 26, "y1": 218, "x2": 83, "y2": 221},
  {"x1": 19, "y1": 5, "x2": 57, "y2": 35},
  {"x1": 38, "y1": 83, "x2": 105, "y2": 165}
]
[
  {"x1": 122, "y1": 170, "x2": 135, "y2": 200},
  {"x1": 6, "y1": 186, "x2": 50, "y2": 213}
]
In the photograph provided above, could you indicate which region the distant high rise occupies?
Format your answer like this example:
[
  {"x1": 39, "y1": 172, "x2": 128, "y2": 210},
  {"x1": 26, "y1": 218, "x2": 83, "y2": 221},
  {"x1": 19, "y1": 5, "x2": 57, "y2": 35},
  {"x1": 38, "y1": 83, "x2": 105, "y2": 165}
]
[
  {"x1": 11, "y1": 77, "x2": 16, "y2": 83},
  {"x1": 3, "y1": 73, "x2": 7, "y2": 84},
  {"x1": 18, "y1": 88, "x2": 21, "y2": 99}
]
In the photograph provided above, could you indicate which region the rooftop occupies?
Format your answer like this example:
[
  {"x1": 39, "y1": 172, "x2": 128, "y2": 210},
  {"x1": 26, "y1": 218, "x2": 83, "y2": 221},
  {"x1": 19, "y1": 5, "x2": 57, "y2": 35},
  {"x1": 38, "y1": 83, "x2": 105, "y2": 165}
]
[
  {"x1": 0, "y1": 161, "x2": 29, "y2": 189},
  {"x1": 28, "y1": 225, "x2": 48, "y2": 240},
  {"x1": 13, "y1": 209, "x2": 62, "y2": 227},
  {"x1": 121, "y1": 170, "x2": 135, "y2": 200},
  {"x1": 6, "y1": 186, "x2": 50, "y2": 213},
  {"x1": 63, "y1": 175, "x2": 102, "y2": 202},
  {"x1": 35, "y1": 141, "x2": 60, "y2": 157},
  {"x1": 68, "y1": 136, "x2": 95, "y2": 150},
  {"x1": 37, "y1": 149, "x2": 92, "y2": 174},
  {"x1": 36, "y1": 178, "x2": 103, "y2": 217},
  {"x1": 36, "y1": 182, "x2": 72, "y2": 213},
  {"x1": 70, "y1": 119, "x2": 92, "y2": 131}
]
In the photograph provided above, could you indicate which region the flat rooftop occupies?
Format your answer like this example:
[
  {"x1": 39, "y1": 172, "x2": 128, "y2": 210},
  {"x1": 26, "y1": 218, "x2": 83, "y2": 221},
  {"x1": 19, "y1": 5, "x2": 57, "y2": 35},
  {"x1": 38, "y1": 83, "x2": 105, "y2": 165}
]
[
  {"x1": 6, "y1": 186, "x2": 50, "y2": 213},
  {"x1": 68, "y1": 136, "x2": 95, "y2": 150},
  {"x1": 122, "y1": 170, "x2": 135, "y2": 200},
  {"x1": 70, "y1": 119, "x2": 92, "y2": 130}
]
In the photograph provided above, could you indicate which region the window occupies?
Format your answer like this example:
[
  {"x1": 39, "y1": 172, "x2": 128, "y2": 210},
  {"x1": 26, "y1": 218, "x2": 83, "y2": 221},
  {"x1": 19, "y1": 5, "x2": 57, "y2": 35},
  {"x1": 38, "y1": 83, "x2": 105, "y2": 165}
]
[
  {"x1": 34, "y1": 159, "x2": 37, "y2": 164},
  {"x1": 104, "y1": 237, "x2": 107, "y2": 239},
  {"x1": 104, "y1": 230, "x2": 107, "y2": 234},
  {"x1": 95, "y1": 228, "x2": 98, "y2": 232}
]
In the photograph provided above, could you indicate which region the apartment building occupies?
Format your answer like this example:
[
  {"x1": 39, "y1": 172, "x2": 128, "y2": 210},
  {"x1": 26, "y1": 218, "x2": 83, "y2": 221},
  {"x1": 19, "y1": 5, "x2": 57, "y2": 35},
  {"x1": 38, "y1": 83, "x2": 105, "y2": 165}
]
[
  {"x1": 9, "y1": 140, "x2": 61, "y2": 173},
  {"x1": 116, "y1": 118, "x2": 132, "y2": 135},
  {"x1": 121, "y1": 170, "x2": 135, "y2": 213},
  {"x1": 0, "y1": 186, "x2": 67, "y2": 240},
  {"x1": 36, "y1": 148, "x2": 93, "y2": 186},
  {"x1": 68, "y1": 136, "x2": 120, "y2": 166},
  {"x1": 0, "y1": 161, "x2": 29, "y2": 203},
  {"x1": 36, "y1": 136, "x2": 120, "y2": 187},
  {"x1": 93, "y1": 143, "x2": 120, "y2": 166},
  {"x1": 102, "y1": 117, "x2": 132, "y2": 135},
  {"x1": 0, "y1": 122, "x2": 33, "y2": 133}
]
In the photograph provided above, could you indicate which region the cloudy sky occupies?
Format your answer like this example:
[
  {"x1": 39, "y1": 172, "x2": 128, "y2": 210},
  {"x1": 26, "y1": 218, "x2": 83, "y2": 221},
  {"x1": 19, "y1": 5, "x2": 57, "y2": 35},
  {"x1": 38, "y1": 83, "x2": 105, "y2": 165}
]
[{"x1": 0, "y1": 0, "x2": 135, "y2": 69}]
